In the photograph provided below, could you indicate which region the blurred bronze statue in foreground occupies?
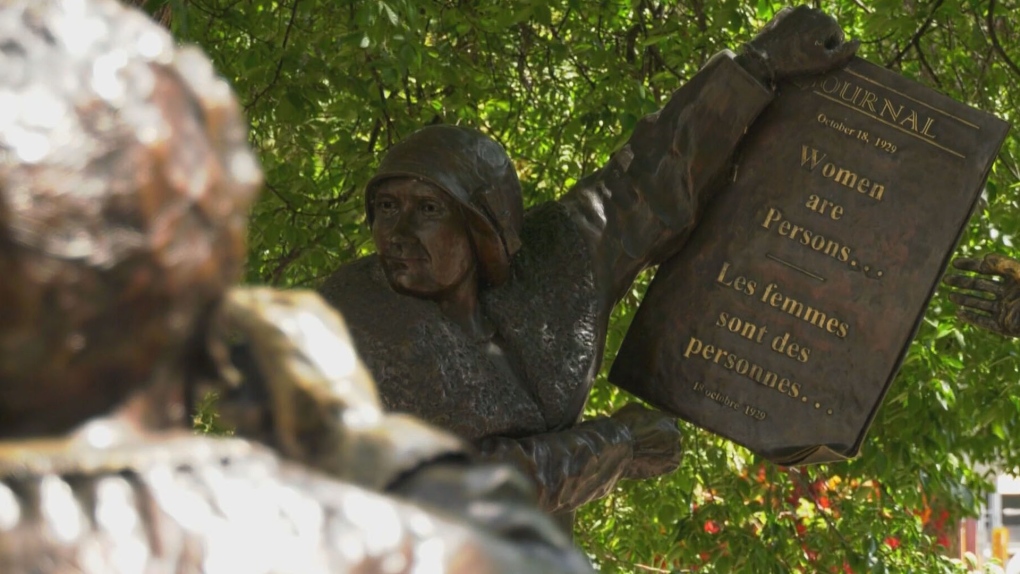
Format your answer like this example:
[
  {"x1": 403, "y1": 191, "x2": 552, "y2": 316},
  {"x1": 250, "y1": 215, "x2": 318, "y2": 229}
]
[
  {"x1": 0, "y1": 0, "x2": 592, "y2": 572},
  {"x1": 944, "y1": 254, "x2": 1020, "y2": 338},
  {"x1": 319, "y1": 5, "x2": 859, "y2": 516}
]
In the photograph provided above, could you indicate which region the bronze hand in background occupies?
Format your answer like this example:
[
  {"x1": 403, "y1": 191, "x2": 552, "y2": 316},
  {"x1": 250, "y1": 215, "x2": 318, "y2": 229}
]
[{"x1": 943, "y1": 254, "x2": 1020, "y2": 338}]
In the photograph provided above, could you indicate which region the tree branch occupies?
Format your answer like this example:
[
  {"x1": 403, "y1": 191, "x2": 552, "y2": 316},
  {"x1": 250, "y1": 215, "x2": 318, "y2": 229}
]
[
  {"x1": 885, "y1": 0, "x2": 945, "y2": 69},
  {"x1": 648, "y1": 45, "x2": 686, "y2": 83},
  {"x1": 245, "y1": 0, "x2": 301, "y2": 113},
  {"x1": 913, "y1": 38, "x2": 943, "y2": 89},
  {"x1": 269, "y1": 245, "x2": 303, "y2": 285},
  {"x1": 987, "y1": 0, "x2": 1020, "y2": 79},
  {"x1": 370, "y1": 65, "x2": 395, "y2": 145},
  {"x1": 366, "y1": 118, "x2": 382, "y2": 153},
  {"x1": 850, "y1": 0, "x2": 873, "y2": 14}
]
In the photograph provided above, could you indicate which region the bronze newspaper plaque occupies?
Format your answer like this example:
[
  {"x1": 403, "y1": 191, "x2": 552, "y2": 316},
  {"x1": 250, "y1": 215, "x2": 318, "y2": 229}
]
[{"x1": 609, "y1": 58, "x2": 1010, "y2": 465}]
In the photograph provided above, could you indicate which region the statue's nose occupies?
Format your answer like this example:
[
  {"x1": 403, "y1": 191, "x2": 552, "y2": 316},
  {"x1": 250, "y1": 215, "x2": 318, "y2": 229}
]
[
  {"x1": 390, "y1": 210, "x2": 417, "y2": 241},
  {"x1": 385, "y1": 213, "x2": 420, "y2": 252}
]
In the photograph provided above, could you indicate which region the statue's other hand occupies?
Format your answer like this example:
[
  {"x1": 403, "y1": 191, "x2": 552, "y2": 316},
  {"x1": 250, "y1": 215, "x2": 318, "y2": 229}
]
[
  {"x1": 747, "y1": 5, "x2": 858, "y2": 80},
  {"x1": 611, "y1": 404, "x2": 682, "y2": 480},
  {"x1": 216, "y1": 287, "x2": 464, "y2": 488},
  {"x1": 217, "y1": 288, "x2": 378, "y2": 459},
  {"x1": 943, "y1": 254, "x2": 1020, "y2": 338}
]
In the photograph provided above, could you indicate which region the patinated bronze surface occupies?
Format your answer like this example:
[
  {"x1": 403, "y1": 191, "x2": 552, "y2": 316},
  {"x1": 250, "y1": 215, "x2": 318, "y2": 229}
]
[
  {"x1": 609, "y1": 57, "x2": 1009, "y2": 464},
  {"x1": 944, "y1": 254, "x2": 1020, "y2": 338},
  {"x1": 0, "y1": 0, "x2": 257, "y2": 439},
  {"x1": 0, "y1": 1, "x2": 593, "y2": 572},
  {"x1": 320, "y1": 6, "x2": 858, "y2": 514}
]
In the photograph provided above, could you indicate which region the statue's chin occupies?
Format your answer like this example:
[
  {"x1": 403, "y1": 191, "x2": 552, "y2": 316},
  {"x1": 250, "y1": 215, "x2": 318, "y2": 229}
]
[
  {"x1": 384, "y1": 271, "x2": 432, "y2": 300},
  {"x1": 382, "y1": 260, "x2": 473, "y2": 303}
]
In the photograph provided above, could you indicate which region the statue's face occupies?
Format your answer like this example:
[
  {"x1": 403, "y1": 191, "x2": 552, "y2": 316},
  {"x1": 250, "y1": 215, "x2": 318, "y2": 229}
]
[{"x1": 371, "y1": 178, "x2": 476, "y2": 299}]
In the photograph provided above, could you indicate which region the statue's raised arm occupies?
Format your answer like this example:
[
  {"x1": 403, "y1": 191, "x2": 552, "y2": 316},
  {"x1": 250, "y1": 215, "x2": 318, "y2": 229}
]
[{"x1": 563, "y1": 5, "x2": 859, "y2": 316}]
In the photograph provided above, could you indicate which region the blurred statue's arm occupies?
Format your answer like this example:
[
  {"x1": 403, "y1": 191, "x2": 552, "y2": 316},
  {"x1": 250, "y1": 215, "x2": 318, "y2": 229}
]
[
  {"x1": 943, "y1": 254, "x2": 1020, "y2": 338},
  {"x1": 213, "y1": 287, "x2": 465, "y2": 491},
  {"x1": 209, "y1": 287, "x2": 591, "y2": 571},
  {"x1": 474, "y1": 404, "x2": 681, "y2": 514}
]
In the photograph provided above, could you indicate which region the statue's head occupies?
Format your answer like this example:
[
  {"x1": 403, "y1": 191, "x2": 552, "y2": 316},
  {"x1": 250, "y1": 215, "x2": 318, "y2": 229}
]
[
  {"x1": 0, "y1": 0, "x2": 261, "y2": 436},
  {"x1": 365, "y1": 126, "x2": 524, "y2": 295}
]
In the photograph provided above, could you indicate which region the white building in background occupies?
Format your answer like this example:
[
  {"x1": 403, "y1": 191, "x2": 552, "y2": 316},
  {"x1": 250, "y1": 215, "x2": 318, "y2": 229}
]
[{"x1": 967, "y1": 474, "x2": 1020, "y2": 571}]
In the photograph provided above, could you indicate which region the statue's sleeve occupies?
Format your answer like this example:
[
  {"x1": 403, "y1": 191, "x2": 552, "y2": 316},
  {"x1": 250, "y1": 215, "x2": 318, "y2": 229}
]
[
  {"x1": 559, "y1": 50, "x2": 774, "y2": 312},
  {"x1": 474, "y1": 417, "x2": 636, "y2": 514}
]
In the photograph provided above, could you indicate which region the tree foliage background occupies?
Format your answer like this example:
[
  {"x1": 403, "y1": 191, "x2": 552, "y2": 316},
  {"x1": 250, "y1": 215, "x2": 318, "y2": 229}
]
[{"x1": 137, "y1": 0, "x2": 1020, "y2": 571}]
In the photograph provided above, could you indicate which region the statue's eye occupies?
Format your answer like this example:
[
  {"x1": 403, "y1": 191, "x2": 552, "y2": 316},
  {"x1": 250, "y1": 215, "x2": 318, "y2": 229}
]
[
  {"x1": 375, "y1": 198, "x2": 397, "y2": 214},
  {"x1": 420, "y1": 200, "x2": 443, "y2": 216}
]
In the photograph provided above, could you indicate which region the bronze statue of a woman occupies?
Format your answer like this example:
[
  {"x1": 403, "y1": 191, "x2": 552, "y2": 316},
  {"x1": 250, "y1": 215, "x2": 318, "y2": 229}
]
[{"x1": 320, "y1": 6, "x2": 859, "y2": 515}]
